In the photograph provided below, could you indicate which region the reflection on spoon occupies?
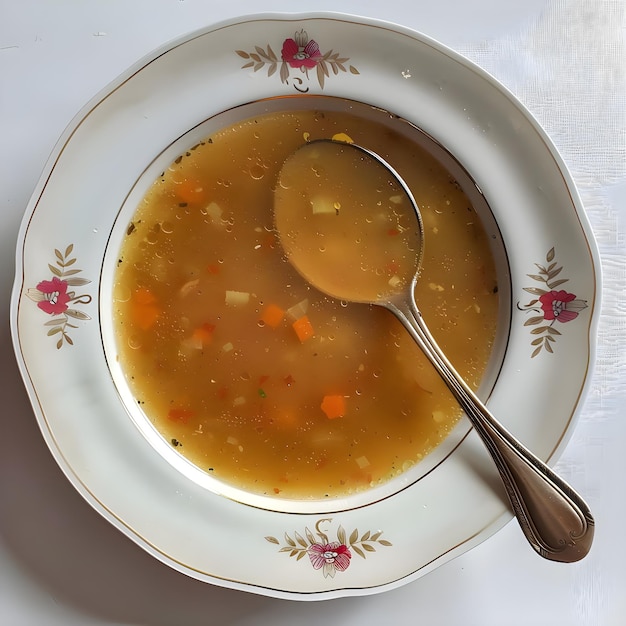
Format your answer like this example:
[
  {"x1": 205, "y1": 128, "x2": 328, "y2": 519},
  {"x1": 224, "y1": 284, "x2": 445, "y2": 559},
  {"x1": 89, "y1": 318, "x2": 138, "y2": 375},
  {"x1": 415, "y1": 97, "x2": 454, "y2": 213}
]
[{"x1": 274, "y1": 138, "x2": 594, "y2": 563}]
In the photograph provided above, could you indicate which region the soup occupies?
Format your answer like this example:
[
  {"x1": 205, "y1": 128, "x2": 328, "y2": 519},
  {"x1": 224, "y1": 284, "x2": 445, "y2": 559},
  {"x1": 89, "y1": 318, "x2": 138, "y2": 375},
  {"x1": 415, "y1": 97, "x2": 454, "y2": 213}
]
[{"x1": 112, "y1": 103, "x2": 499, "y2": 500}]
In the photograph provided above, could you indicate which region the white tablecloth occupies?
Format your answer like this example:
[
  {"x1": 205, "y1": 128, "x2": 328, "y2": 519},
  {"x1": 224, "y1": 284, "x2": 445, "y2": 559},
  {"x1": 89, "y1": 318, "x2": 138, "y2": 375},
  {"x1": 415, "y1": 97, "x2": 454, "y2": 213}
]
[{"x1": 1, "y1": 1, "x2": 624, "y2": 624}]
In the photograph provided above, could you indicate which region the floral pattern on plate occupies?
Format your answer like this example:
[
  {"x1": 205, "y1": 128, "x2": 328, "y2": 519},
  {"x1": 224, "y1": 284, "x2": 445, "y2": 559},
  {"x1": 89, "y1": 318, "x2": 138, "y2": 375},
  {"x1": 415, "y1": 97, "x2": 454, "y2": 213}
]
[
  {"x1": 519, "y1": 247, "x2": 588, "y2": 357},
  {"x1": 265, "y1": 518, "x2": 391, "y2": 578},
  {"x1": 26, "y1": 245, "x2": 92, "y2": 348},
  {"x1": 236, "y1": 29, "x2": 359, "y2": 91}
]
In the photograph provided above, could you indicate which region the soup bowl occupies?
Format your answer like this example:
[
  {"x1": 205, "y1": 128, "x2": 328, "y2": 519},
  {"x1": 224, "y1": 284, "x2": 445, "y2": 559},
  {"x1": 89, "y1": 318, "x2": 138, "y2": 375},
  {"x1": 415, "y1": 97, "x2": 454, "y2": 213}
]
[
  {"x1": 11, "y1": 13, "x2": 599, "y2": 599},
  {"x1": 102, "y1": 93, "x2": 511, "y2": 514}
]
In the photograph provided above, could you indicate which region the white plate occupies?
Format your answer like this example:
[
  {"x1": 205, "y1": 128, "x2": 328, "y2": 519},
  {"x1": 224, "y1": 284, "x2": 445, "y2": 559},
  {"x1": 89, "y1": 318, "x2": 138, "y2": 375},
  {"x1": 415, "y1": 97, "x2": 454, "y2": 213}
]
[{"x1": 11, "y1": 13, "x2": 600, "y2": 599}]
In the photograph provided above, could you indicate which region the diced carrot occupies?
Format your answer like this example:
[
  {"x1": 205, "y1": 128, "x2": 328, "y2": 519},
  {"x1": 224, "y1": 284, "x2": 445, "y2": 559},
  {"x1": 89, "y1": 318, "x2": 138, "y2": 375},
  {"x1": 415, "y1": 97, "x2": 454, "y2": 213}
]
[
  {"x1": 134, "y1": 305, "x2": 159, "y2": 330},
  {"x1": 386, "y1": 261, "x2": 400, "y2": 275},
  {"x1": 134, "y1": 287, "x2": 156, "y2": 305},
  {"x1": 131, "y1": 287, "x2": 159, "y2": 330},
  {"x1": 207, "y1": 263, "x2": 220, "y2": 275},
  {"x1": 292, "y1": 314, "x2": 314, "y2": 343},
  {"x1": 321, "y1": 394, "x2": 346, "y2": 419},
  {"x1": 283, "y1": 374, "x2": 295, "y2": 386},
  {"x1": 168, "y1": 408, "x2": 195, "y2": 423},
  {"x1": 175, "y1": 178, "x2": 205, "y2": 204},
  {"x1": 261, "y1": 304, "x2": 285, "y2": 328},
  {"x1": 259, "y1": 374, "x2": 270, "y2": 385},
  {"x1": 192, "y1": 322, "x2": 215, "y2": 345}
]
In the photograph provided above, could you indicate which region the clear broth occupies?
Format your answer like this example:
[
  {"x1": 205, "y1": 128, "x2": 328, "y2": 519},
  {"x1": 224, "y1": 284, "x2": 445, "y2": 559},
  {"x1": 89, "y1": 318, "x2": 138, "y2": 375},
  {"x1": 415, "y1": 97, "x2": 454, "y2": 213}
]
[{"x1": 112, "y1": 105, "x2": 499, "y2": 500}]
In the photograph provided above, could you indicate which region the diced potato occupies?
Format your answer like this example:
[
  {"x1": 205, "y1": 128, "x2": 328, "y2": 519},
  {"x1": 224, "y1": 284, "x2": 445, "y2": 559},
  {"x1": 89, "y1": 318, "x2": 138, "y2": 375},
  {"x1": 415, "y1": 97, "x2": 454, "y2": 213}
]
[
  {"x1": 205, "y1": 201, "x2": 223, "y2": 222},
  {"x1": 225, "y1": 290, "x2": 250, "y2": 306},
  {"x1": 355, "y1": 455, "x2": 370, "y2": 469},
  {"x1": 310, "y1": 195, "x2": 338, "y2": 215},
  {"x1": 286, "y1": 298, "x2": 309, "y2": 320}
]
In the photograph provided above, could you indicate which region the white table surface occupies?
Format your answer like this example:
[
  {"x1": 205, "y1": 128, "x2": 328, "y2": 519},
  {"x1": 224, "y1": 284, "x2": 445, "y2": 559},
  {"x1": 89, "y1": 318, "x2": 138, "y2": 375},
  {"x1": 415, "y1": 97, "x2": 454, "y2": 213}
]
[{"x1": 2, "y1": 1, "x2": 624, "y2": 624}]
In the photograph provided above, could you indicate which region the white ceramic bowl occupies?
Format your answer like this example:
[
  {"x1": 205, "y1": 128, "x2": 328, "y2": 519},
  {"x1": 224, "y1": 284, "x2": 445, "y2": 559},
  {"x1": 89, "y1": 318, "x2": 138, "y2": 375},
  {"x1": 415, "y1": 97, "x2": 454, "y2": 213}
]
[{"x1": 11, "y1": 13, "x2": 600, "y2": 599}]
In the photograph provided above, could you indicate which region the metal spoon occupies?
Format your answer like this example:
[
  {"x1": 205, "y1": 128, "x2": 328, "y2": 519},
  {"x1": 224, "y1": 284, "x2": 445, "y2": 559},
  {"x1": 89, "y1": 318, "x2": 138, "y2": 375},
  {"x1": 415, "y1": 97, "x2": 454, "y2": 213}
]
[{"x1": 274, "y1": 138, "x2": 594, "y2": 562}]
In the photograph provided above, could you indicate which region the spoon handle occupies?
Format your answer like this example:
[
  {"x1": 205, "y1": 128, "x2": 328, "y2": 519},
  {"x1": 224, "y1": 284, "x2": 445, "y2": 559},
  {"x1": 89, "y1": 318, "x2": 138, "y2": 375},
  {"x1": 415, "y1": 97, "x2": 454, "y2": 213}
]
[{"x1": 389, "y1": 297, "x2": 594, "y2": 562}]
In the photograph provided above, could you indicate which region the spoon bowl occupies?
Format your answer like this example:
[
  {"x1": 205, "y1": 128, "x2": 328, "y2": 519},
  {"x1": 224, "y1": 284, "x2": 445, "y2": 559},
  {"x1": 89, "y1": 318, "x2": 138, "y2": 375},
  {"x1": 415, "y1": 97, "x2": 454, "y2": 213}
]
[
  {"x1": 274, "y1": 138, "x2": 594, "y2": 562},
  {"x1": 275, "y1": 139, "x2": 424, "y2": 304}
]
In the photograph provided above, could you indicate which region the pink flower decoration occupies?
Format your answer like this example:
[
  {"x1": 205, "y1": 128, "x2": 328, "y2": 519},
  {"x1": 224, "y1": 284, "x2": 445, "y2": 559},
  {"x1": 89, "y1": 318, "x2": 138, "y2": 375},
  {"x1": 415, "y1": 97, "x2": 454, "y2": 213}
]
[
  {"x1": 35, "y1": 277, "x2": 71, "y2": 315},
  {"x1": 539, "y1": 290, "x2": 586, "y2": 323},
  {"x1": 282, "y1": 31, "x2": 322, "y2": 69},
  {"x1": 308, "y1": 542, "x2": 352, "y2": 577}
]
